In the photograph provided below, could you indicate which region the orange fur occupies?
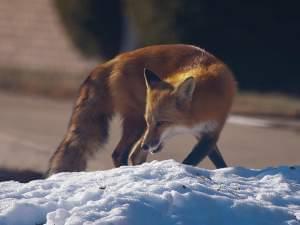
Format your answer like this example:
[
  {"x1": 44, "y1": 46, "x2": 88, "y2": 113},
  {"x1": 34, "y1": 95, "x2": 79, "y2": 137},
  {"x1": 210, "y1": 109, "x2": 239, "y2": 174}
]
[{"x1": 47, "y1": 44, "x2": 236, "y2": 175}]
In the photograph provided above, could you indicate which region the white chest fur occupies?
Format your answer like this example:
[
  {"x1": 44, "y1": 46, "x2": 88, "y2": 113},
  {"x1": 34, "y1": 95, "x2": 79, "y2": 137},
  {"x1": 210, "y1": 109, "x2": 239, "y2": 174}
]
[{"x1": 161, "y1": 120, "x2": 218, "y2": 142}]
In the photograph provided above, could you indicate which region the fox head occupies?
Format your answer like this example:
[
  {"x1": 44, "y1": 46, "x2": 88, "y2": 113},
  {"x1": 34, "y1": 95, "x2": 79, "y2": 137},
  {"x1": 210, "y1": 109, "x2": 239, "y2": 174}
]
[{"x1": 141, "y1": 68, "x2": 196, "y2": 153}]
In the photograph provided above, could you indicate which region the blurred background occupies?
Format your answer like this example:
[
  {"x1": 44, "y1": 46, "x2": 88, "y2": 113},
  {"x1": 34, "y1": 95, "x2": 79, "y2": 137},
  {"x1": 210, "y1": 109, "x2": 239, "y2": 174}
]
[{"x1": 0, "y1": 0, "x2": 299, "y2": 182}]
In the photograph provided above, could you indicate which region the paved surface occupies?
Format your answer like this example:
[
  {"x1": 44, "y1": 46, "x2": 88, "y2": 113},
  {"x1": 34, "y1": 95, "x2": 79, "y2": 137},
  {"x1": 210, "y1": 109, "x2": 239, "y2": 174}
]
[
  {"x1": 0, "y1": 92, "x2": 299, "y2": 177},
  {"x1": 0, "y1": 0, "x2": 96, "y2": 74}
]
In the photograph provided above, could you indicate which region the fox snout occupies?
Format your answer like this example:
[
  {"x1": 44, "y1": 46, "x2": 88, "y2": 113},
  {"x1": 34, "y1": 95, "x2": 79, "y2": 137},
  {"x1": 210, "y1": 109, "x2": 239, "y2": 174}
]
[
  {"x1": 141, "y1": 140, "x2": 160, "y2": 151},
  {"x1": 141, "y1": 135, "x2": 162, "y2": 153}
]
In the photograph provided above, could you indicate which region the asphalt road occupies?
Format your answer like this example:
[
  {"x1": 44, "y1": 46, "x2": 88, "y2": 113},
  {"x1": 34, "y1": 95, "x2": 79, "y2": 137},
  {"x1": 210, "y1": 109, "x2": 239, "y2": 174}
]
[{"x1": 0, "y1": 92, "x2": 299, "y2": 177}]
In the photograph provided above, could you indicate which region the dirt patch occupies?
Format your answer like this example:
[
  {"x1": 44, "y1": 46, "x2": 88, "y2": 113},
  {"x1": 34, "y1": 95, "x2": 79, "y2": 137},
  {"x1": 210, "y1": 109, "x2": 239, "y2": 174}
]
[
  {"x1": 0, "y1": 168, "x2": 43, "y2": 183},
  {"x1": 0, "y1": 67, "x2": 84, "y2": 99},
  {"x1": 232, "y1": 92, "x2": 300, "y2": 119},
  {"x1": 1, "y1": 71, "x2": 300, "y2": 119}
]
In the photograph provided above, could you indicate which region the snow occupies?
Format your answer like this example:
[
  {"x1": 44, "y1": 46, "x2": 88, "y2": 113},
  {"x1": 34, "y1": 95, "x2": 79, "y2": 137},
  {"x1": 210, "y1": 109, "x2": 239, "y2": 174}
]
[
  {"x1": 0, "y1": 160, "x2": 299, "y2": 225},
  {"x1": 228, "y1": 115, "x2": 273, "y2": 128}
]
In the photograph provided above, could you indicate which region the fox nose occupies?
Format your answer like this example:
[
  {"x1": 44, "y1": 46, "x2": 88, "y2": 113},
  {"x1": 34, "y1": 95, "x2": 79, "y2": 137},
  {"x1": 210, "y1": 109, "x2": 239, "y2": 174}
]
[{"x1": 141, "y1": 143, "x2": 150, "y2": 151}]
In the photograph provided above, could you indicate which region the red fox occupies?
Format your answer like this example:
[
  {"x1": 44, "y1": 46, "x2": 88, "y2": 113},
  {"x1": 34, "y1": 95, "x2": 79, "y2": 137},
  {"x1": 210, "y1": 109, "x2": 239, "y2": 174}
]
[{"x1": 47, "y1": 44, "x2": 236, "y2": 175}]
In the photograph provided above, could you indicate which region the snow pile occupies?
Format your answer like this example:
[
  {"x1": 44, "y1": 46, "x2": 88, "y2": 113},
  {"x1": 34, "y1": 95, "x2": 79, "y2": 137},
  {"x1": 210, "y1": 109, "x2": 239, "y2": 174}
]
[{"x1": 0, "y1": 160, "x2": 299, "y2": 225}]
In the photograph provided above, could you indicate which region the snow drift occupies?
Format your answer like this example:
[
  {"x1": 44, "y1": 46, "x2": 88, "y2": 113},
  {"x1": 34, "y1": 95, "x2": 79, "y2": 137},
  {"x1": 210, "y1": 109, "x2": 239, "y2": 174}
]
[{"x1": 0, "y1": 160, "x2": 299, "y2": 225}]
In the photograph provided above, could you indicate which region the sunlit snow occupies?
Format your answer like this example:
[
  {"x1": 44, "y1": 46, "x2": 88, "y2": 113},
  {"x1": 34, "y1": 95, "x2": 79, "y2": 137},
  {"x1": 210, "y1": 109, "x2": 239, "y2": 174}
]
[{"x1": 0, "y1": 160, "x2": 299, "y2": 225}]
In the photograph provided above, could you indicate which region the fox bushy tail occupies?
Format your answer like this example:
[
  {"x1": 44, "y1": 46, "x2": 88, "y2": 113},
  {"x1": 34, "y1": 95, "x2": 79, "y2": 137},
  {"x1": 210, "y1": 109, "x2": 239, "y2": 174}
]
[{"x1": 47, "y1": 65, "x2": 113, "y2": 176}]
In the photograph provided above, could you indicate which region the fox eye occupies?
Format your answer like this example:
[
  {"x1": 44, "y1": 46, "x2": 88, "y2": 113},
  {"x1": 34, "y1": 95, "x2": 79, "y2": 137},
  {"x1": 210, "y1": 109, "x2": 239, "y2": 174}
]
[
  {"x1": 156, "y1": 121, "x2": 164, "y2": 127},
  {"x1": 156, "y1": 121, "x2": 170, "y2": 127}
]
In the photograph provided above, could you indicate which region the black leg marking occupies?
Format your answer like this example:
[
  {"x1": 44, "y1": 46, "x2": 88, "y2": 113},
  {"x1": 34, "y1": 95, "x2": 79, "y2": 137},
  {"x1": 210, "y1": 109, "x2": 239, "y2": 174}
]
[
  {"x1": 208, "y1": 146, "x2": 227, "y2": 168},
  {"x1": 182, "y1": 135, "x2": 216, "y2": 166}
]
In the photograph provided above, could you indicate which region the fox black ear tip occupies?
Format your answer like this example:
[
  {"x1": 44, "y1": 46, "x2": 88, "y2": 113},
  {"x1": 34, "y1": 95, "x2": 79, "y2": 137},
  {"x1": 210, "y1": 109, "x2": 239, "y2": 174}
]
[
  {"x1": 144, "y1": 68, "x2": 150, "y2": 74},
  {"x1": 144, "y1": 68, "x2": 155, "y2": 78}
]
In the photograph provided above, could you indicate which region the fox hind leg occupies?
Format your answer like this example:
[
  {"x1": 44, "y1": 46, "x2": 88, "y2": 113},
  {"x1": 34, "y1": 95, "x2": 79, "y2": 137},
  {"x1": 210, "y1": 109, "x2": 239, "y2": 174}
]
[
  {"x1": 183, "y1": 134, "x2": 227, "y2": 168},
  {"x1": 112, "y1": 117, "x2": 146, "y2": 167},
  {"x1": 208, "y1": 146, "x2": 227, "y2": 168}
]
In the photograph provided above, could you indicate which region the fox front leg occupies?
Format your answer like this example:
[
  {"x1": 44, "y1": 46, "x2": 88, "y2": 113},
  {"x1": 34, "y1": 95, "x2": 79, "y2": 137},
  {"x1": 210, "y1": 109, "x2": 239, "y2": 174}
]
[
  {"x1": 112, "y1": 117, "x2": 146, "y2": 167},
  {"x1": 183, "y1": 134, "x2": 227, "y2": 168},
  {"x1": 208, "y1": 145, "x2": 227, "y2": 168},
  {"x1": 129, "y1": 139, "x2": 149, "y2": 165}
]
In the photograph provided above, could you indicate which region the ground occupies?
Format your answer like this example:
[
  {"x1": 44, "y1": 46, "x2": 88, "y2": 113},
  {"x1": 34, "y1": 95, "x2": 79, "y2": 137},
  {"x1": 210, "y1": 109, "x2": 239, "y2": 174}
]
[
  {"x1": 0, "y1": 92, "x2": 299, "y2": 224},
  {"x1": 0, "y1": 92, "x2": 299, "y2": 180}
]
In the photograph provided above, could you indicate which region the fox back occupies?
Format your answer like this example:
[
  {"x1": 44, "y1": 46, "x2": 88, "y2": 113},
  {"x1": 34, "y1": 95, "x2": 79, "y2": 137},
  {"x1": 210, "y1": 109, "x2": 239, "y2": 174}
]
[{"x1": 47, "y1": 44, "x2": 236, "y2": 175}]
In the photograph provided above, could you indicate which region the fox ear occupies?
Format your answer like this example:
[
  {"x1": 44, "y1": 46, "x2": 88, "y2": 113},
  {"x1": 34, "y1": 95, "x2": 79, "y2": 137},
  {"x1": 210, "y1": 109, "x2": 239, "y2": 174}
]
[
  {"x1": 175, "y1": 77, "x2": 196, "y2": 107},
  {"x1": 144, "y1": 68, "x2": 162, "y2": 89}
]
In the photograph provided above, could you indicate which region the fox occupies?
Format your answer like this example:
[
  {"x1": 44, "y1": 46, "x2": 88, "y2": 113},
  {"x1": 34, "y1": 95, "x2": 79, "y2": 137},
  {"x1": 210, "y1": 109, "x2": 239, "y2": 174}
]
[{"x1": 47, "y1": 44, "x2": 236, "y2": 175}]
